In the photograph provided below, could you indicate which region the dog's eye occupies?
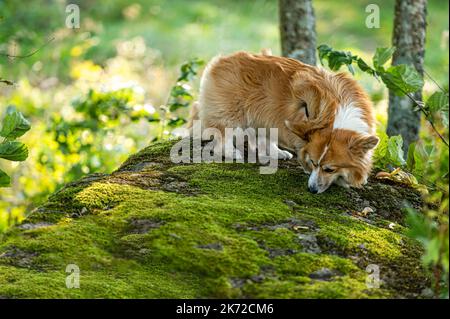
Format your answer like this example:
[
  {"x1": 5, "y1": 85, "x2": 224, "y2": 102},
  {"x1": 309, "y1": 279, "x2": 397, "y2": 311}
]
[
  {"x1": 299, "y1": 101, "x2": 309, "y2": 118},
  {"x1": 323, "y1": 167, "x2": 335, "y2": 173}
]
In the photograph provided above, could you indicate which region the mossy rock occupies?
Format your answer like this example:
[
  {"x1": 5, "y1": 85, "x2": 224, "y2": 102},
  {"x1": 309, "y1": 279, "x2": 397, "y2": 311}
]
[{"x1": 0, "y1": 139, "x2": 429, "y2": 298}]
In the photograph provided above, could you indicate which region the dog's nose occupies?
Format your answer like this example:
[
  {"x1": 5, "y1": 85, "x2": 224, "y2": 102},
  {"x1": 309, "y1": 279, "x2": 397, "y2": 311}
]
[{"x1": 308, "y1": 185, "x2": 318, "y2": 194}]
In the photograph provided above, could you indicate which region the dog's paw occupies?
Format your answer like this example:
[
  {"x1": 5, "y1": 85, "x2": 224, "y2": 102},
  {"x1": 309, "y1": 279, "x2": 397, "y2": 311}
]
[
  {"x1": 258, "y1": 150, "x2": 293, "y2": 162},
  {"x1": 278, "y1": 150, "x2": 293, "y2": 160}
]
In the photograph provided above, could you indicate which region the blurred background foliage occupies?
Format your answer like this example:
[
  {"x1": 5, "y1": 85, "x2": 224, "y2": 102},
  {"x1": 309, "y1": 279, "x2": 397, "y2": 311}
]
[{"x1": 0, "y1": 0, "x2": 449, "y2": 293}]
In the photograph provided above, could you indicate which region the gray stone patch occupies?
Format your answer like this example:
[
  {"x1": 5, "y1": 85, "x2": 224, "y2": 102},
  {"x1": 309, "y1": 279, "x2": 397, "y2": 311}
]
[
  {"x1": 309, "y1": 268, "x2": 342, "y2": 281},
  {"x1": 196, "y1": 243, "x2": 223, "y2": 251},
  {"x1": 297, "y1": 233, "x2": 322, "y2": 254},
  {"x1": 129, "y1": 219, "x2": 165, "y2": 234},
  {"x1": 0, "y1": 246, "x2": 38, "y2": 268},
  {"x1": 18, "y1": 222, "x2": 53, "y2": 230}
]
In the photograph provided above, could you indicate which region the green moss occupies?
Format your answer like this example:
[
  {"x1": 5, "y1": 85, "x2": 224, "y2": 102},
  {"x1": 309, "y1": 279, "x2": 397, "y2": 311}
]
[{"x1": 0, "y1": 139, "x2": 428, "y2": 298}]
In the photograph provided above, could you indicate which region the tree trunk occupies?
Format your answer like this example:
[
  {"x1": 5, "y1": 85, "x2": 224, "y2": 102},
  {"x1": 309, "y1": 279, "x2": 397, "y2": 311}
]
[
  {"x1": 387, "y1": 0, "x2": 427, "y2": 154},
  {"x1": 279, "y1": 0, "x2": 317, "y2": 65}
]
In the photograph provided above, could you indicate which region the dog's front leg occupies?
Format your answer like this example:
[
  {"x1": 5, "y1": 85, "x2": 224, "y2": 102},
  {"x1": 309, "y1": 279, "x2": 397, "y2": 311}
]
[{"x1": 257, "y1": 134, "x2": 293, "y2": 161}]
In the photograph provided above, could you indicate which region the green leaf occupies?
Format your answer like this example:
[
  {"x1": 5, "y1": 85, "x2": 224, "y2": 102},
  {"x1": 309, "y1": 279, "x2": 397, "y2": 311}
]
[
  {"x1": 177, "y1": 58, "x2": 204, "y2": 82},
  {"x1": 0, "y1": 141, "x2": 29, "y2": 161},
  {"x1": 170, "y1": 84, "x2": 193, "y2": 99},
  {"x1": 0, "y1": 168, "x2": 10, "y2": 187},
  {"x1": 387, "y1": 135, "x2": 406, "y2": 166},
  {"x1": 317, "y1": 44, "x2": 332, "y2": 64},
  {"x1": 423, "y1": 237, "x2": 441, "y2": 266},
  {"x1": 327, "y1": 50, "x2": 354, "y2": 71},
  {"x1": 426, "y1": 91, "x2": 449, "y2": 113},
  {"x1": 169, "y1": 102, "x2": 189, "y2": 112},
  {"x1": 381, "y1": 64, "x2": 424, "y2": 96},
  {"x1": 146, "y1": 113, "x2": 161, "y2": 123},
  {"x1": 0, "y1": 105, "x2": 31, "y2": 139},
  {"x1": 356, "y1": 58, "x2": 376, "y2": 76},
  {"x1": 373, "y1": 47, "x2": 396, "y2": 70},
  {"x1": 373, "y1": 131, "x2": 388, "y2": 168},
  {"x1": 406, "y1": 207, "x2": 430, "y2": 241},
  {"x1": 406, "y1": 142, "x2": 416, "y2": 171},
  {"x1": 167, "y1": 117, "x2": 186, "y2": 127},
  {"x1": 407, "y1": 142, "x2": 429, "y2": 174},
  {"x1": 442, "y1": 107, "x2": 449, "y2": 127}
]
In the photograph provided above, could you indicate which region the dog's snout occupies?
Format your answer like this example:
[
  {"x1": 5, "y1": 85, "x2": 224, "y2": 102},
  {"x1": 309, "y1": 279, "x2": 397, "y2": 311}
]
[{"x1": 308, "y1": 185, "x2": 318, "y2": 194}]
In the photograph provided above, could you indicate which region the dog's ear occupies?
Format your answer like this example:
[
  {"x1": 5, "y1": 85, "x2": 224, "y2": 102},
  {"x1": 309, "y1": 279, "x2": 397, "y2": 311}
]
[
  {"x1": 349, "y1": 134, "x2": 379, "y2": 155},
  {"x1": 285, "y1": 120, "x2": 314, "y2": 142}
]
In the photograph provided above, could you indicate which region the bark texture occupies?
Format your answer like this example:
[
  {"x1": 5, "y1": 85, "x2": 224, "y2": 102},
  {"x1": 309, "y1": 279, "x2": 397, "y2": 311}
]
[
  {"x1": 279, "y1": 0, "x2": 317, "y2": 65},
  {"x1": 387, "y1": 0, "x2": 427, "y2": 154}
]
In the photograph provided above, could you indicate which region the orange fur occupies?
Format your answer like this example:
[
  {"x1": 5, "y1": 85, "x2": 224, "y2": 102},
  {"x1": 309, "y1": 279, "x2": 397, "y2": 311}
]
[{"x1": 195, "y1": 51, "x2": 379, "y2": 192}]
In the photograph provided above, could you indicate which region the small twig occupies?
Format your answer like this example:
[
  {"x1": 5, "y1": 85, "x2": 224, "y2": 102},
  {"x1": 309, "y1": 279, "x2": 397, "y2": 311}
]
[
  {"x1": 0, "y1": 78, "x2": 14, "y2": 85},
  {"x1": 0, "y1": 37, "x2": 55, "y2": 59},
  {"x1": 424, "y1": 69, "x2": 447, "y2": 93},
  {"x1": 402, "y1": 91, "x2": 449, "y2": 147}
]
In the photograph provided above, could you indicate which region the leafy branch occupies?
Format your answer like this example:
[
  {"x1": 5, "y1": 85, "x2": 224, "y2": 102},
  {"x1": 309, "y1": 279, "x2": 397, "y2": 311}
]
[
  {"x1": 158, "y1": 58, "x2": 204, "y2": 139},
  {"x1": 0, "y1": 78, "x2": 14, "y2": 86},
  {"x1": 0, "y1": 106, "x2": 31, "y2": 187},
  {"x1": 0, "y1": 36, "x2": 55, "y2": 59},
  {"x1": 317, "y1": 45, "x2": 449, "y2": 147},
  {"x1": 0, "y1": 37, "x2": 55, "y2": 86}
]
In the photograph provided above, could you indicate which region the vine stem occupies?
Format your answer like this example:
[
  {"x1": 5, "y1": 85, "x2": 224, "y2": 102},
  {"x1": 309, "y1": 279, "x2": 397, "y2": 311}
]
[
  {"x1": 369, "y1": 63, "x2": 449, "y2": 148},
  {"x1": 340, "y1": 51, "x2": 450, "y2": 148},
  {"x1": 0, "y1": 37, "x2": 55, "y2": 59},
  {"x1": 402, "y1": 91, "x2": 449, "y2": 148}
]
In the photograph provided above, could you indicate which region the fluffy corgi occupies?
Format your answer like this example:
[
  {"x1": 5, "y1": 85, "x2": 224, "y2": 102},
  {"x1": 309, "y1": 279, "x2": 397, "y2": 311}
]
[{"x1": 191, "y1": 51, "x2": 379, "y2": 193}]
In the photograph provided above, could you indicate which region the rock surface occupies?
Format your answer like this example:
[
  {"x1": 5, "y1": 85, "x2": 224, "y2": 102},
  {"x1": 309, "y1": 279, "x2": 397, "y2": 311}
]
[{"x1": 0, "y1": 139, "x2": 428, "y2": 298}]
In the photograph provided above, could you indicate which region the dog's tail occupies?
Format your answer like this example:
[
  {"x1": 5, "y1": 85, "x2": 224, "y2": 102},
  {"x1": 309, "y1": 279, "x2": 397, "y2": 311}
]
[{"x1": 187, "y1": 101, "x2": 200, "y2": 131}]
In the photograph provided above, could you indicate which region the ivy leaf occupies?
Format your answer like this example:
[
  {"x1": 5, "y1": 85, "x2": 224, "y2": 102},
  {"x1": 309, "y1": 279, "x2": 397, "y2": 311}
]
[
  {"x1": 381, "y1": 64, "x2": 424, "y2": 96},
  {"x1": 0, "y1": 141, "x2": 29, "y2": 161},
  {"x1": 373, "y1": 47, "x2": 396, "y2": 70},
  {"x1": 0, "y1": 106, "x2": 31, "y2": 139},
  {"x1": 0, "y1": 168, "x2": 10, "y2": 187}
]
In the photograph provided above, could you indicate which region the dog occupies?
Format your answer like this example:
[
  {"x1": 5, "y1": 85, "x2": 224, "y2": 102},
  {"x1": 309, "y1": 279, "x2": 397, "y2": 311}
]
[{"x1": 190, "y1": 51, "x2": 379, "y2": 193}]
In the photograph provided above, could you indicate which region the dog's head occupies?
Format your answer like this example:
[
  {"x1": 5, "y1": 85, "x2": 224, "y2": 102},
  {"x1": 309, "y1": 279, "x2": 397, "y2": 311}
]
[{"x1": 286, "y1": 122, "x2": 379, "y2": 194}]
